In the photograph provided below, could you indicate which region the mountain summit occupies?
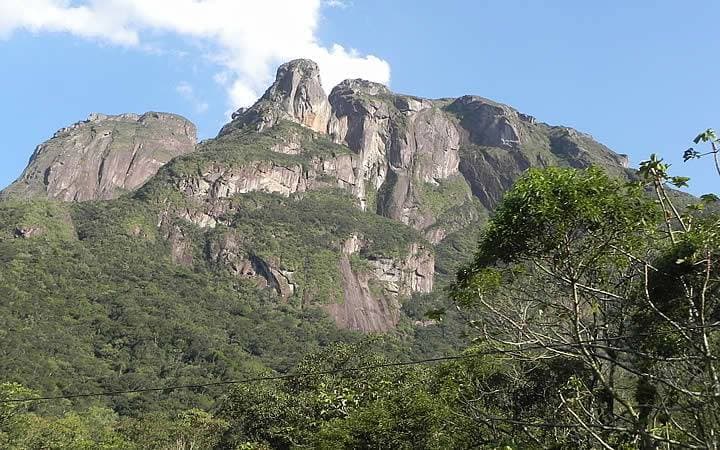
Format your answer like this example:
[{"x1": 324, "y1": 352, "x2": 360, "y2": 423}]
[
  {"x1": 220, "y1": 58, "x2": 629, "y2": 233},
  {"x1": 1, "y1": 112, "x2": 196, "y2": 202}
]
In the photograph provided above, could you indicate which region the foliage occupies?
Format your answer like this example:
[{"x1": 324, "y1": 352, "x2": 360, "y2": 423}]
[
  {"x1": 3, "y1": 100, "x2": 720, "y2": 449},
  {"x1": 0, "y1": 197, "x2": 367, "y2": 417},
  {"x1": 166, "y1": 121, "x2": 351, "y2": 178},
  {"x1": 416, "y1": 175, "x2": 472, "y2": 218},
  {"x1": 453, "y1": 161, "x2": 720, "y2": 448}
]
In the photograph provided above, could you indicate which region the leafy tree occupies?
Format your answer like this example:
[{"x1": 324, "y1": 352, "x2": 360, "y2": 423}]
[{"x1": 452, "y1": 161, "x2": 720, "y2": 448}]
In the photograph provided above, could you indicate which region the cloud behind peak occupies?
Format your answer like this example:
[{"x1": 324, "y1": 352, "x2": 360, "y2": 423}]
[{"x1": 0, "y1": 0, "x2": 390, "y2": 109}]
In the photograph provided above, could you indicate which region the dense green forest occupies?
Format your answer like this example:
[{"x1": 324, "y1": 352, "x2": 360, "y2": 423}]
[{"x1": 1, "y1": 129, "x2": 719, "y2": 448}]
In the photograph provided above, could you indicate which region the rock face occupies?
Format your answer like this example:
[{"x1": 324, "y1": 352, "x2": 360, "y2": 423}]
[
  {"x1": 1, "y1": 112, "x2": 196, "y2": 201},
  {"x1": 327, "y1": 80, "x2": 463, "y2": 228},
  {"x1": 207, "y1": 231, "x2": 297, "y2": 298},
  {"x1": 366, "y1": 243, "x2": 434, "y2": 297},
  {"x1": 177, "y1": 161, "x2": 311, "y2": 199},
  {"x1": 447, "y1": 96, "x2": 523, "y2": 148},
  {"x1": 146, "y1": 58, "x2": 633, "y2": 333},
  {"x1": 218, "y1": 58, "x2": 629, "y2": 235},
  {"x1": 327, "y1": 254, "x2": 401, "y2": 333},
  {"x1": 325, "y1": 236, "x2": 434, "y2": 333}
]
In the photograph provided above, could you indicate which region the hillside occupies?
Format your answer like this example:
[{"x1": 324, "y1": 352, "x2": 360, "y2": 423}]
[{"x1": 0, "y1": 59, "x2": 634, "y2": 414}]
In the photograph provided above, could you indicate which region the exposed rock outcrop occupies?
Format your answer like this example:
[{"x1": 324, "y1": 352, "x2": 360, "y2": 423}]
[
  {"x1": 326, "y1": 254, "x2": 401, "y2": 333},
  {"x1": 1, "y1": 112, "x2": 196, "y2": 202},
  {"x1": 177, "y1": 161, "x2": 310, "y2": 199},
  {"x1": 367, "y1": 242, "x2": 434, "y2": 296},
  {"x1": 174, "y1": 153, "x2": 359, "y2": 204},
  {"x1": 220, "y1": 59, "x2": 331, "y2": 135},
  {"x1": 166, "y1": 225, "x2": 194, "y2": 267},
  {"x1": 214, "y1": 59, "x2": 630, "y2": 237},
  {"x1": 328, "y1": 80, "x2": 461, "y2": 226},
  {"x1": 447, "y1": 96, "x2": 524, "y2": 148},
  {"x1": 324, "y1": 235, "x2": 434, "y2": 332},
  {"x1": 207, "y1": 231, "x2": 297, "y2": 298}
]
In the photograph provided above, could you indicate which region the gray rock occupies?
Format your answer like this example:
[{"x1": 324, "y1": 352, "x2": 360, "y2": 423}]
[
  {"x1": 1, "y1": 112, "x2": 196, "y2": 202},
  {"x1": 446, "y1": 96, "x2": 522, "y2": 149}
]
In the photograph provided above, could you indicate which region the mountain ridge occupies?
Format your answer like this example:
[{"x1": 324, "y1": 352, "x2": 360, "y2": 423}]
[{"x1": 1, "y1": 58, "x2": 633, "y2": 335}]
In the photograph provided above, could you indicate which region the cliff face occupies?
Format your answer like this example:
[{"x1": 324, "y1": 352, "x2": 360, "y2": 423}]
[
  {"x1": 1, "y1": 112, "x2": 196, "y2": 202},
  {"x1": 2, "y1": 58, "x2": 633, "y2": 333},
  {"x1": 324, "y1": 235, "x2": 433, "y2": 332},
  {"x1": 218, "y1": 59, "x2": 629, "y2": 245}
]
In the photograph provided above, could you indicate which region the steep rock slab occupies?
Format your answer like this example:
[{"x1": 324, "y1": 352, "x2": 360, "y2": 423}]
[
  {"x1": 328, "y1": 80, "x2": 462, "y2": 227},
  {"x1": 326, "y1": 254, "x2": 401, "y2": 333},
  {"x1": 325, "y1": 235, "x2": 434, "y2": 333},
  {"x1": 2, "y1": 112, "x2": 196, "y2": 202}
]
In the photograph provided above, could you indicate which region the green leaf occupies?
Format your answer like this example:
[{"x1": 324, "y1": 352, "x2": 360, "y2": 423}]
[
  {"x1": 693, "y1": 128, "x2": 716, "y2": 144},
  {"x1": 670, "y1": 176, "x2": 690, "y2": 188}
]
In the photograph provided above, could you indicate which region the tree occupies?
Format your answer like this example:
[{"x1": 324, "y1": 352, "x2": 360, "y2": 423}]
[{"x1": 452, "y1": 162, "x2": 720, "y2": 448}]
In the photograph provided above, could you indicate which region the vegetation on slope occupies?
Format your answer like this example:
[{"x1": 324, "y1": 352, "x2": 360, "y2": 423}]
[{"x1": 3, "y1": 139, "x2": 717, "y2": 448}]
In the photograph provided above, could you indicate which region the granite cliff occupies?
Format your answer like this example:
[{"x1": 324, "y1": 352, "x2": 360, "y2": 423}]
[
  {"x1": 221, "y1": 60, "x2": 629, "y2": 239},
  {"x1": 1, "y1": 112, "x2": 196, "y2": 202}
]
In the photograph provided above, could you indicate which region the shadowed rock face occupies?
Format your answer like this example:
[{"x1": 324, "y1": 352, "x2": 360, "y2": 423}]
[{"x1": 1, "y1": 112, "x2": 196, "y2": 202}]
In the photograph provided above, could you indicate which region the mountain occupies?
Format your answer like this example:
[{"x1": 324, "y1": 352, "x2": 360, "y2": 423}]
[
  {"x1": 0, "y1": 59, "x2": 633, "y2": 411},
  {"x1": 1, "y1": 112, "x2": 196, "y2": 202},
  {"x1": 220, "y1": 60, "x2": 629, "y2": 234}
]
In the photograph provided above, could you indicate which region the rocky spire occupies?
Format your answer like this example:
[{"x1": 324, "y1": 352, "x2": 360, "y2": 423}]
[{"x1": 219, "y1": 59, "x2": 331, "y2": 136}]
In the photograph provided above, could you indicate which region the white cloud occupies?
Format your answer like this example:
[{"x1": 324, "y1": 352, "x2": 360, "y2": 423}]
[
  {"x1": 324, "y1": 0, "x2": 352, "y2": 8},
  {"x1": 176, "y1": 81, "x2": 210, "y2": 114},
  {"x1": 176, "y1": 81, "x2": 194, "y2": 98},
  {"x1": 0, "y1": 0, "x2": 391, "y2": 111}
]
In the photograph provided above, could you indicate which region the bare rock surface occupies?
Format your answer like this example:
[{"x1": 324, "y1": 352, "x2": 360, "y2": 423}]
[
  {"x1": 324, "y1": 236, "x2": 434, "y2": 332},
  {"x1": 2, "y1": 112, "x2": 196, "y2": 202},
  {"x1": 326, "y1": 254, "x2": 401, "y2": 333}
]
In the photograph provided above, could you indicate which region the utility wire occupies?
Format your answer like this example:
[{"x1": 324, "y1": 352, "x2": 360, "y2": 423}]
[
  {"x1": 1, "y1": 354, "x2": 473, "y2": 404},
  {"x1": 3, "y1": 324, "x2": 720, "y2": 405}
]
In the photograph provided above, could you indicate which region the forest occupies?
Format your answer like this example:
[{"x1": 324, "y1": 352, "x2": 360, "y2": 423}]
[{"x1": 0, "y1": 130, "x2": 718, "y2": 449}]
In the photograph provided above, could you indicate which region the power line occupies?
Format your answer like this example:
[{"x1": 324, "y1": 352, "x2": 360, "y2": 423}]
[
  {"x1": 3, "y1": 325, "x2": 720, "y2": 405},
  {"x1": 0, "y1": 354, "x2": 473, "y2": 404}
]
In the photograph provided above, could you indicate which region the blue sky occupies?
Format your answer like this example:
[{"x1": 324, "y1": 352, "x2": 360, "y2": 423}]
[{"x1": 1, "y1": 0, "x2": 718, "y2": 195}]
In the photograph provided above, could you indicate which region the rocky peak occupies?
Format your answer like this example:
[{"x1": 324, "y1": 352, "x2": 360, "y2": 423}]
[
  {"x1": 333, "y1": 79, "x2": 391, "y2": 97},
  {"x1": 213, "y1": 59, "x2": 631, "y2": 235},
  {"x1": 220, "y1": 59, "x2": 331, "y2": 135},
  {"x1": 1, "y1": 112, "x2": 196, "y2": 202}
]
